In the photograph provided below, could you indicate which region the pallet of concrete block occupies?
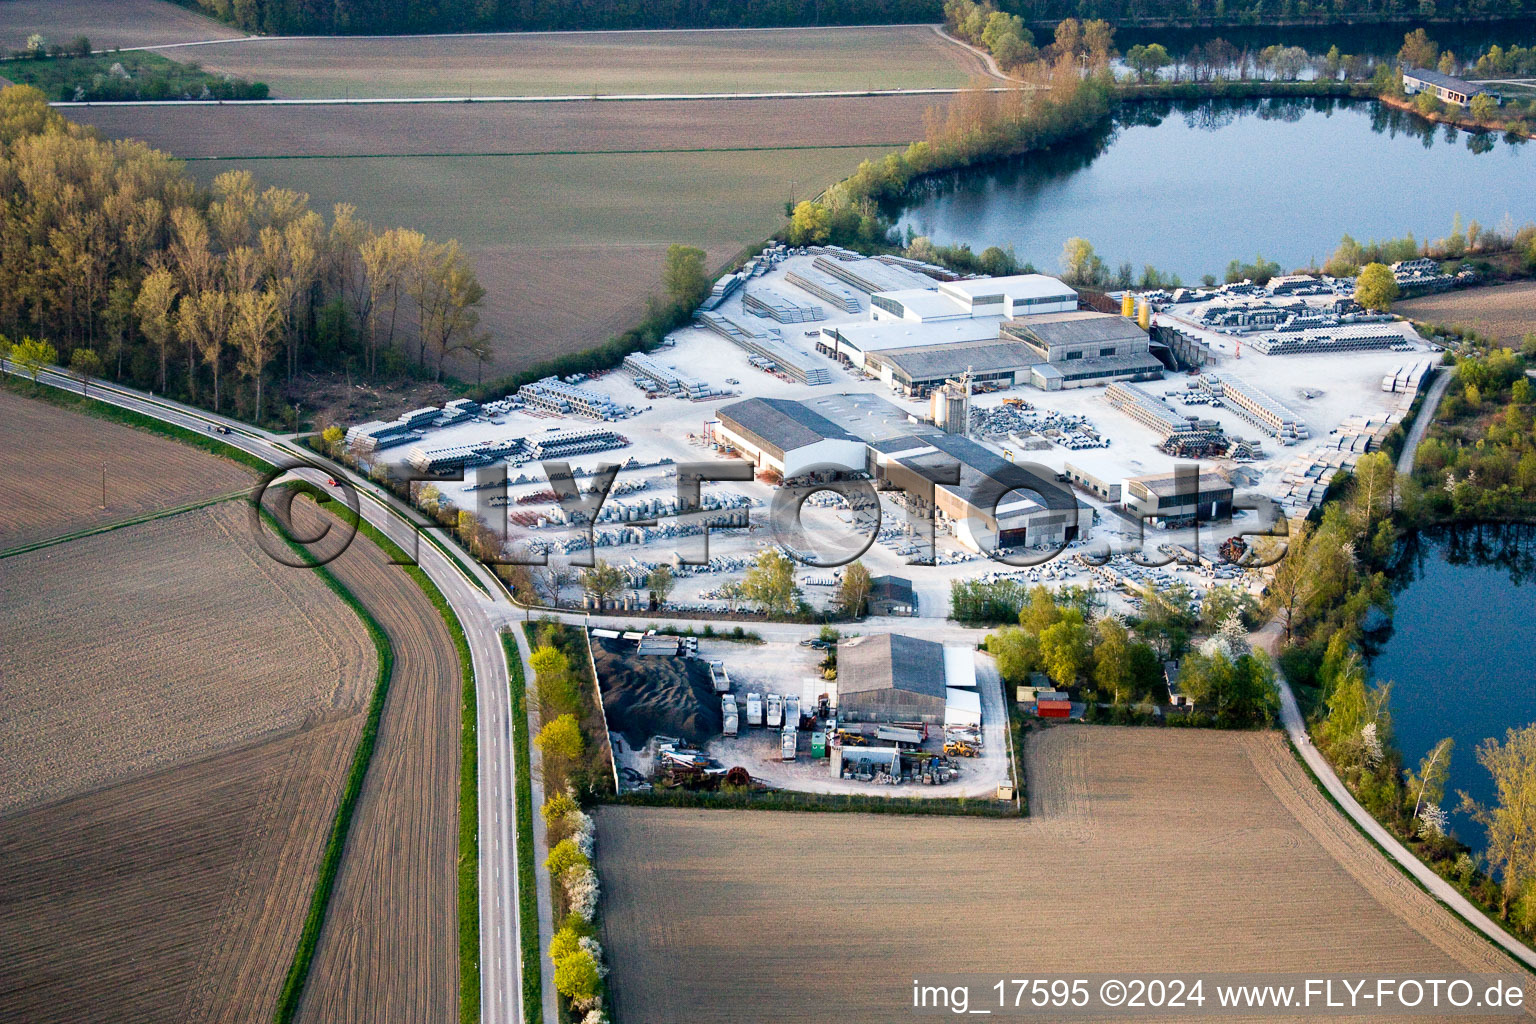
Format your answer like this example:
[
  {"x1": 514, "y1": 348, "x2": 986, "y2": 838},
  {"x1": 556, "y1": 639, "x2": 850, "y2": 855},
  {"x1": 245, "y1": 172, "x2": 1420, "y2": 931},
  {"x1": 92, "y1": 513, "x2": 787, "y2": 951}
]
[
  {"x1": 742, "y1": 286, "x2": 825, "y2": 324},
  {"x1": 784, "y1": 267, "x2": 861, "y2": 313},
  {"x1": 1382, "y1": 361, "x2": 1432, "y2": 394},
  {"x1": 345, "y1": 419, "x2": 419, "y2": 454}
]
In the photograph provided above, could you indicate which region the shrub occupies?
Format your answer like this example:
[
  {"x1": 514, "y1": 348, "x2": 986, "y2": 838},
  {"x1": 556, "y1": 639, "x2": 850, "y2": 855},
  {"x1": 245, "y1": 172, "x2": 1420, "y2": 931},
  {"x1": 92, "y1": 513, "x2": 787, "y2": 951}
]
[{"x1": 545, "y1": 838, "x2": 589, "y2": 880}]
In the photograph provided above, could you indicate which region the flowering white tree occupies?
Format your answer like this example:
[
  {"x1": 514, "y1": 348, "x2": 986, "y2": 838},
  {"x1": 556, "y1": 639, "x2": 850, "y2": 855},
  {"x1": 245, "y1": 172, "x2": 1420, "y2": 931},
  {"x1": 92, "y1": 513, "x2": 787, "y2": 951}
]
[
  {"x1": 1361, "y1": 722, "x2": 1384, "y2": 766},
  {"x1": 1418, "y1": 802, "x2": 1449, "y2": 838},
  {"x1": 566, "y1": 864, "x2": 600, "y2": 920}
]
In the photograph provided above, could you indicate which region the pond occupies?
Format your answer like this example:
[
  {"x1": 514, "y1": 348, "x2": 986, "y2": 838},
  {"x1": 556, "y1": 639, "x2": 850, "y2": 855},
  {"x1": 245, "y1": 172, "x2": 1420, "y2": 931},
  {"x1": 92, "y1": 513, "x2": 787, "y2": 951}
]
[
  {"x1": 892, "y1": 98, "x2": 1536, "y2": 283},
  {"x1": 1371, "y1": 525, "x2": 1536, "y2": 855}
]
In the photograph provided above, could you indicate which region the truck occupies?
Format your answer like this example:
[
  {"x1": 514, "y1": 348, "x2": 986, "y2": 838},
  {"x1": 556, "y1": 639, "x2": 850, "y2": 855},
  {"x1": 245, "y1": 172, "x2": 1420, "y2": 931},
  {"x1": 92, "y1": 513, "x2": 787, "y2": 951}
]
[
  {"x1": 781, "y1": 726, "x2": 798, "y2": 761},
  {"x1": 745, "y1": 692, "x2": 763, "y2": 728},
  {"x1": 708, "y1": 660, "x2": 731, "y2": 693},
  {"x1": 721, "y1": 694, "x2": 739, "y2": 737},
  {"x1": 765, "y1": 693, "x2": 784, "y2": 729},
  {"x1": 876, "y1": 725, "x2": 924, "y2": 748},
  {"x1": 783, "y1": 694, "x2": 801, "y2": 729}
]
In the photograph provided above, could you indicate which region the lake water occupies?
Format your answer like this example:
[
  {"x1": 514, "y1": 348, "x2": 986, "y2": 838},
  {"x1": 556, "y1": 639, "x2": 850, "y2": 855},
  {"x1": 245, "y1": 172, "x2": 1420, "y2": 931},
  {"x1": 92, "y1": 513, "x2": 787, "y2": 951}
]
[
  {"x1": 1371, "y1": 526, "x2": 1536, "y2": 855},
  {"x1": 893, "y1": 98, "x2": 1536, "y2": 283}
]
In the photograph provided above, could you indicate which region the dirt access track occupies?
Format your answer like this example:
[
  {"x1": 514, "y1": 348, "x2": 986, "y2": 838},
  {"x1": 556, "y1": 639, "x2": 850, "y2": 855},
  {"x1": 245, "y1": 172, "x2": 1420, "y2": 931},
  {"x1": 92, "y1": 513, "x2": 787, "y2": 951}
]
[{"x1": 597, "y1": 727, "x2": 1534, "y2": 1023}]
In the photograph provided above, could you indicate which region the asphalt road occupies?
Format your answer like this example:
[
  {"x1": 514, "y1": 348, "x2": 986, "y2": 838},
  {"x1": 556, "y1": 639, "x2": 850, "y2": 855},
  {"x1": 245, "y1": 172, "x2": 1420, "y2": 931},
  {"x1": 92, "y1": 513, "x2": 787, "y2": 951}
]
[{"x1": 5, "y1": 366, "x2": 526, "y2": 1024}]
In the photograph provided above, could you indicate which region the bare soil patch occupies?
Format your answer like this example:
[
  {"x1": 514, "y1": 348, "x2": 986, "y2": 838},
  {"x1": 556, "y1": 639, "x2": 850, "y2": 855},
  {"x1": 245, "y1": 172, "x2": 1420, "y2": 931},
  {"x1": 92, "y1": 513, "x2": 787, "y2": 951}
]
[
  {"x1": 1398, "y1": 281, "x2": 1536, "y2": 345},
  {"x1": 171, "y1": 26, "x2": 981, "y2": 99},
  {"x1": 0, "y1": 387, "x2": 254, "y2": 551},
  {"x1": 73, "y1": 94, "x2": 935, "y2": 158},
  {"x1": 0, "y1": 719, "x2": 362, "y2": 1024},
  {"x1": 0, "y1": 498, "x2": 378, "y2": 1024},
  {"x1": 0, "y1": 0, "x2": 241, "y2": 51},
  {"x1": 0, "y1": 501, "x2": 376, "y2": 815},
  {"x1": 597, "y1": 727, "x2": 1531, "y2": 1023},
  {"x1": 291, "y1": 498, "x2": 462, "y2": 1024}
]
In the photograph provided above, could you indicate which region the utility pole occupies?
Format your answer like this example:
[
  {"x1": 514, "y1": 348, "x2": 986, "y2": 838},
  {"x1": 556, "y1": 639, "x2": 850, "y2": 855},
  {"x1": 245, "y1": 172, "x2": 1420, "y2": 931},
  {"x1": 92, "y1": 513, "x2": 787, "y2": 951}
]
[{"x1": 101, "y1": 466, "x2": 107, "y2": 510}]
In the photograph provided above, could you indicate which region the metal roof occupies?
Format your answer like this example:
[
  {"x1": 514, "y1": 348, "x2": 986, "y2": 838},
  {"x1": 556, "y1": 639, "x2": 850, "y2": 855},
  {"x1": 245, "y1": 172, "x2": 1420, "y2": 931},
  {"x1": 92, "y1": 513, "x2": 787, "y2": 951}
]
[
  {"x1": 836, "y1": 634, "x2": 947, "y2": 699},
  {"x1": 874, "y1": 339, "x2": 1043, "y2": 381},
  {"x1": 715, "y1": 397, "x2": 856, "y2": 457},
  {"x1": 1402, "y1": 67, "x2": 1485, "y2": 94},
  {"x1": 902, "y1": 433, "x2": 1081, "y2": 513},
  {"x1": 1002, "y1": 311, "x2": 1149, "y2": 347}
]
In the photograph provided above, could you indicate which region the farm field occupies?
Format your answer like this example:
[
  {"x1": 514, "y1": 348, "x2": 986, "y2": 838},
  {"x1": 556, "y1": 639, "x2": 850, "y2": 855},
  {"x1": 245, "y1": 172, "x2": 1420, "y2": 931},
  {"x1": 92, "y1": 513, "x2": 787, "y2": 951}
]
[
  {"x1": 0, "y1": 0, "x2": 241, "y2": 51},
  {"x1": 71, "y1": 94, "x2": 936, "y2": 159},
  {"x1": 1398, "y1": 280, "x2": 1536, "y2": 345},
  {"x1": 0, "y1": 497, "x2": 378, "y2": 1024},
  {"x1": 76, "y1": 93, "x2": 928, "y2": 377},
  {"x1": 172, "y1": 26, "x2": 987, "y2": 99},
  {"x1": 0, "y1": 386, "x2": 254, "y2": 552},
  {"x1": 0, "y1": 500, "x2": 377, "y2": 815},
  {"x1": 180, "y1": 146, "x2": 896, "y2": 377},
  {"x1": 597, "y1": 727, "x2": 1530, "y2": 1023},
  {"x1": 289, "y1": 497, "x2": 463, "y2": 1024}
]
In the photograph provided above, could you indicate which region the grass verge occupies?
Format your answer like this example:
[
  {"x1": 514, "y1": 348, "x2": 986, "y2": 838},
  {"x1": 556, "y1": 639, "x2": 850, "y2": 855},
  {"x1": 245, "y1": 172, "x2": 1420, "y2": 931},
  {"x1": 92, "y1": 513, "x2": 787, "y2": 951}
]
[
  {"x1": 263, "y1": 506, "x2": 395, "y2": 1024},
  {"x1": 503, "y1": 631, "x2": 543, "y2": 1024}
]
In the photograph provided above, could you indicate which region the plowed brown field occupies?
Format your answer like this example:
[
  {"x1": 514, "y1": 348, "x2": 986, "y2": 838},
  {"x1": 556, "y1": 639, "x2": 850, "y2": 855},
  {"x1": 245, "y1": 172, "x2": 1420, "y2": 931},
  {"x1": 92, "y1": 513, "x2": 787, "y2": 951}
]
[
  {"x1": 74, "y1": 93, "x2": 937, "y2": 158},
  {"x1": 0, "y1": 388, "x2": 253, "y2": 552},
  {"x1": 0, "y1": 499, "x2": 377, "y2": 1024},
  {"x1": 0, "y1": 0, "x2": 240, "y2": 51},
  {"x1": 1399, "y1": 281, "x2": 1536, "y2": 345},
  {"x1": 170, "y1": 25, "x2": 983, "y2": 98},
  {"x1": 291, "y1": 498, "x2": 462, "y2": 1024},
  {"x1": 596, "y1": 727, "x2": 1532, "y2": 1023}
]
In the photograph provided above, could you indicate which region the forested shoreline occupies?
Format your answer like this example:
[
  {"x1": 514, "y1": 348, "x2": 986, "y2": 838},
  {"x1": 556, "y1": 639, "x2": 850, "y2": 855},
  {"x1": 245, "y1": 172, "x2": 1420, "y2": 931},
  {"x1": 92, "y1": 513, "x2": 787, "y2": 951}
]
[{"x1": 176, "y1": 0, "x2": 1536, "y2": 38}]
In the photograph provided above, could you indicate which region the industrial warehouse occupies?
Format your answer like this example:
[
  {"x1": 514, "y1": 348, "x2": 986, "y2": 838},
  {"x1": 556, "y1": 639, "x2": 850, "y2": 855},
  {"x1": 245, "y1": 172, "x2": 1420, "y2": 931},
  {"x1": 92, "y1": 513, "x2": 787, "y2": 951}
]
[
  {"x1": 590, "y1": 630, "x2": 1012, "y2": 798},
  {"x1": 711, "y1": 393, "x2": 1092, "y2": 555},
  {"x1": 342, "y1": 243, "x2": 1437, "y2": 604}
]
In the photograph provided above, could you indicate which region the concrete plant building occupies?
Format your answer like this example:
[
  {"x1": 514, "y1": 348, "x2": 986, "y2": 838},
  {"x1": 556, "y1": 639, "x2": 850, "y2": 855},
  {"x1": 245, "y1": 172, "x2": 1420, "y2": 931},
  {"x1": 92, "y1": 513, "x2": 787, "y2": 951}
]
[
  {"x1": 712, "y1": 397, "x2": 866, "y2": 478},
  {"x1": 1122, "y1": 469, "x2": 1235, "y2": 526},
  {"x1": 876, "y1": 433, "x2": 1090, "y2": 552},
  {"x1": 998, "y1": 312, "x2": 1166, "y2": 389},
  {"x1": 834, "y1": 633, "x2": 949, "y2": 724}
]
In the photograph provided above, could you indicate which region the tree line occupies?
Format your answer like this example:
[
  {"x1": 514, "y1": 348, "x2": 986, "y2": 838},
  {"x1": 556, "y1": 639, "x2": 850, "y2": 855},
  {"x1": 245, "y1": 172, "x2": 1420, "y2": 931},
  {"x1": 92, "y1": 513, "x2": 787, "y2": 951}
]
[
  {"x1": 0, "y1": 85, "x2": 487, "y2": 425},
  {"x1": 183, "y1": 0, "x2": 1536, "y2": 36},
  {"x1": 1275, "y1": 415, "x2": 1536, "y2": 937},
  {"x1": 973, "y1": 580, "x2": 1277, "y2": 727}
]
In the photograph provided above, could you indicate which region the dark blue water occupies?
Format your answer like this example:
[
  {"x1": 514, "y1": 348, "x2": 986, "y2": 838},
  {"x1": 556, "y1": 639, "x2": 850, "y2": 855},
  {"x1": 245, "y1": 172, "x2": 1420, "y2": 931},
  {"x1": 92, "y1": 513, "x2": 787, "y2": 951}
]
[
  {"x1": 894, "y1": 99, "x2": 1536, "y2": 283},
  {"x1": 1371, "y1": 527, "x2": 1536, "y2": 854}
]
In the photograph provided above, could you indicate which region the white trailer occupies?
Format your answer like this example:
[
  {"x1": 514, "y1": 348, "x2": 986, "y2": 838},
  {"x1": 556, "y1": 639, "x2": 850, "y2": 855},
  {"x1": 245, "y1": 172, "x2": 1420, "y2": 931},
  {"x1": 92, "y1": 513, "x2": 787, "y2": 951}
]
[
  {"x1": 721, "y1": 694, "x2": 739, "y2": 737},
  {"x1": 784, "y1": 694, "x2": 801, "y2": 728},
  {"x1": 765, "y1": 693, "x2": 784, "y2": 729},
  {"x1": 745, "y1": 692, "x2": 763, "y2": 728}
]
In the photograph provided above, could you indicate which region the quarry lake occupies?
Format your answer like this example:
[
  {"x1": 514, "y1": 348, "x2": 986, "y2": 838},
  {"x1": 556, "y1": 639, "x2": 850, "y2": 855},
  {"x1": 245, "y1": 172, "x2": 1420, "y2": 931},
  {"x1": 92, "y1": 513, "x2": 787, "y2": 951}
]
[
  {"x1": 1371, "y1": 526, "x2": 1536, "y2": 855},
  {"x1": 893, "y1": 98, "x2": 1536, "y2": 282}
]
